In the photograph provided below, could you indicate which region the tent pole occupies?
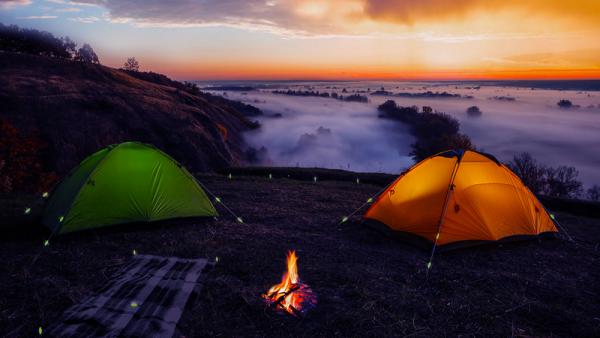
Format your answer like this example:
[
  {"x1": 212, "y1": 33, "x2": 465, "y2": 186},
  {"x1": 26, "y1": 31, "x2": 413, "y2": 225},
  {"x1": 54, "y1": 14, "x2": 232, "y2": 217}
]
[
  {"x1": 426, "y1": 156, "x2": 461, "y2": 279},
  {"x1": 339, "y1": 178, "x2": 397, "y2": 224},
  {"x1": 545, "y1": 208, "x2": 574, "y2": 242}
]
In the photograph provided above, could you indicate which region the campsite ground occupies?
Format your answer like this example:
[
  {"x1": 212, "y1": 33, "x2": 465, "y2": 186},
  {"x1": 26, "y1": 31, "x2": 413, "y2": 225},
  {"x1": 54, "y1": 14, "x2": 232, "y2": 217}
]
[{"x1": 1, "y1": 171, "x2": 599, "y2": 337}]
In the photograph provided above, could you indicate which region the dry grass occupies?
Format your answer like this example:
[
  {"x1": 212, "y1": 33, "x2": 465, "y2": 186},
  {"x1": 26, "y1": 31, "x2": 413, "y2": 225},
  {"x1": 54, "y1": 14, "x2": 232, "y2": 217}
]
[{"x1": 1, "y1": 173, "x2": 599, "y2": 337}]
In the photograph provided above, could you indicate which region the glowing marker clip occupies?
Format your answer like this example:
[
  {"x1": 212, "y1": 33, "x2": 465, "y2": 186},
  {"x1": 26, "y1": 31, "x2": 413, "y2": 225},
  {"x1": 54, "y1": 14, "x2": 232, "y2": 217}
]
[
  {"x1": 367, "y1": 197, "x2": 373, "y2": 203},
  {"x1": 341, "y1": 216, "x2": 348, "y2": 223},
  {"x1": 313, "y1": 176, "x2": 317, "y2": 183},
  {"x1": 38, "y1": 326, "x2": 43, "y2": 335},
  {"x1": 268, "y1": 173, "x2": 272, "y2": 180},
  {"x1": 236, "y1": 217, "x2": 244, "y2": 224},
  {"x1": 228, "y1": 173, "x2": 232, "y2": 179},
  {"x1": 550, "y1": 214, "x2": 556, "y2": 220},
  {"x1": 214, "y1": 197, "x2": 221, "y2": 203},
  {"x1": 24, "y1": 207, "x2": 31, "y2": 215},
  {"x1": 132, "y1": 249, "x2": 137, "y2": 256},
  {"x1": 356, "y1": 178, "x2": 360, "y2": 184},
  {"x1": 130, "y1": 301, "x2": 139, "y2": 308},
  {"x1": 42, "y1": 192, "x2": 49, "y2": 198},
  {"x1": 43, "y1": 240, "x2": 49, "y2": 247},
  {"x1": 427, "y1": 262, "x2": 432, "y2": 269}
]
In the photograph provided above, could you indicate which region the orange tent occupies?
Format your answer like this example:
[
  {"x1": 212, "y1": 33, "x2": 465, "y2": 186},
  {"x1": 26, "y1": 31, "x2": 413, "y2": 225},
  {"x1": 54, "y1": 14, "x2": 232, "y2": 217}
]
[{"x1": 364, "y1": 150, "x2": 558, "y2": 249}]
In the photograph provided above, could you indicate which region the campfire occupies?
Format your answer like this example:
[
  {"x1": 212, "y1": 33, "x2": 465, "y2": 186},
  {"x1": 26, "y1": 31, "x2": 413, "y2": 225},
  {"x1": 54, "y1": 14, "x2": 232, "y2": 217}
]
[{"x1": 262, "y1": 250, "x2": 317, "y2": 317}]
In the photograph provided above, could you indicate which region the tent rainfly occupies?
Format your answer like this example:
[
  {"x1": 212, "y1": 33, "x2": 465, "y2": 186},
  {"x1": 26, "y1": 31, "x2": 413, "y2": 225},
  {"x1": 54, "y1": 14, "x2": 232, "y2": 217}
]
[
  {"x1": 364, "y1": 149, "x2": 558, "y2": 249},
  {"x1": 42, "y1": 142, "x2": 217, "y2": 234}
]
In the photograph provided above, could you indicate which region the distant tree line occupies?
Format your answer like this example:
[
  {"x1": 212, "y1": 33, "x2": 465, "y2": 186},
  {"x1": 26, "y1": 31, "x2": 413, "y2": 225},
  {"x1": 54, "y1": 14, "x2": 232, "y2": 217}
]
[
  {"x1": 377, "y1": 100, "x2": 474, "y2": 161},
  {"x1": 272, "y1": 89, "x2": 369, "y2": 103},
  {"x1": 0, "y1": 23, "x2": 99, "y2": 64}
]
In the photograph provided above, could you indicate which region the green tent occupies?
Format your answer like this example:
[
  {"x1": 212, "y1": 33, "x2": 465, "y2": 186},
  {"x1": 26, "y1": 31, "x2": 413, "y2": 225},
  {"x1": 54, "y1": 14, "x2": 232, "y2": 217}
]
[{"x1": 42, "y1": 142, "x2": 217, "y2": 234}]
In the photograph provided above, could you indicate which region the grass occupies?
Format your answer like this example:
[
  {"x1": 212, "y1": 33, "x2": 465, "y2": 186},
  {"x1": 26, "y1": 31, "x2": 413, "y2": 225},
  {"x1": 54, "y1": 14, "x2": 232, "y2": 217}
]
[{"x1": 0, "y1": 173, "x2": 599, "y2": 337}]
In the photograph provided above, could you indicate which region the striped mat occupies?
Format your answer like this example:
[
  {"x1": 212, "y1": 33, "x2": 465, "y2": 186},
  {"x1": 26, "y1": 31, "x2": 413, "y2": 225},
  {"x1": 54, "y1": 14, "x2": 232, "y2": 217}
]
[{"x1": 47, "y1": 254, "x2": 211, "y2": 338}]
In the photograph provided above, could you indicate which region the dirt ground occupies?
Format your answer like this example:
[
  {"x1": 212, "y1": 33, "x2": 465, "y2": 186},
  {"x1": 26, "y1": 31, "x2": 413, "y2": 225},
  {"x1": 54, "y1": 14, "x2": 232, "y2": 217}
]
[{"x1": 1, "y1": 173, "x2": 599, "y2": 337}]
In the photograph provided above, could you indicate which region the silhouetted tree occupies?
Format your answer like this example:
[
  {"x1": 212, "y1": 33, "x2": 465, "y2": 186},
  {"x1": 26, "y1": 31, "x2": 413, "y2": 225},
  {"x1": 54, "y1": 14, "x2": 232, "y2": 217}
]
[
  {"x1": 123, "y1": 57, "x2": 139, "y2": 72},
  {"x1": 378, "y1": 100, "x2": 475, "y2": 161},
  {"x1": 545, "y1": 166, "x2": 582, "y2": 198},
  {"x1": 466, "y1": 106, "x2": 482, "y2": 117},
  {"x1": 422, "y1": 106, "x2": 433, "y2": 113},
  {"x1": 509, "y1": 152, "x2": 583, "y2": 199},
  {"x1": 183, "y1": 81, "x2": 199, "y2": 94},
  {"x1": 62, "y1": 36, "x2": 77, "y2": 58},
  {"x1": 557, "y1": 99, "x2": 573, "y2": 108},
  {"x1": 0, "y1": 23, "x2": 71, "y2": 59},
  {"x1": 75, "y1": 43, "x2": 99, "y2": 64},
  {"x1": 508, "y1": 152, "x2": 547, "y2": 195},
  {"x1": 587, "y1": 185, "x2": 600, "y2": 201}
]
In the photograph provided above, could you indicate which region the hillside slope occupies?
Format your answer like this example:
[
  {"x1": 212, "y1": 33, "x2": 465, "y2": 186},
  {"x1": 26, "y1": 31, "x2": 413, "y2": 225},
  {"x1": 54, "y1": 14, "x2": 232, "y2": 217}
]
[{"x1": 0, "y1": 52, "x2": 258, "y2": 177}]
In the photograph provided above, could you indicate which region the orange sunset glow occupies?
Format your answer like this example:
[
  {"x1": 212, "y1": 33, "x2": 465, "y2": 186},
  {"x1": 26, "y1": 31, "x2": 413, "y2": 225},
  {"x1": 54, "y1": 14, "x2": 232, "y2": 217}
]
[{"x1": 2, "y1": 0, "x2": 600, "y2": 80}]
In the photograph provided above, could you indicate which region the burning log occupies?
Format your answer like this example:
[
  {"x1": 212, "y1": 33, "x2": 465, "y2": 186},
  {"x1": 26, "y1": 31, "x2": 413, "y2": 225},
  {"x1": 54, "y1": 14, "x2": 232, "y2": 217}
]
[{"x1": 262, "y1": 251, "x2": 317, "y2": 317}]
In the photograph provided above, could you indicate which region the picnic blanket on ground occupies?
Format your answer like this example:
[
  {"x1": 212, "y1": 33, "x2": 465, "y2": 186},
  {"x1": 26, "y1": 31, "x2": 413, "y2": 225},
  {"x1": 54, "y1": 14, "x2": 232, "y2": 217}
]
[{"x1": 47, "y1": 254, "x2": 211, "y2": 338}]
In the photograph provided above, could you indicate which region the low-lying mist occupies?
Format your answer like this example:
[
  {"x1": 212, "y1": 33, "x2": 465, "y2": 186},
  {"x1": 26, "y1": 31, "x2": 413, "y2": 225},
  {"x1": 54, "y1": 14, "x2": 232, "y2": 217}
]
[{"x1": 208, "y1": 81, "x2": 600, "y2": 187}]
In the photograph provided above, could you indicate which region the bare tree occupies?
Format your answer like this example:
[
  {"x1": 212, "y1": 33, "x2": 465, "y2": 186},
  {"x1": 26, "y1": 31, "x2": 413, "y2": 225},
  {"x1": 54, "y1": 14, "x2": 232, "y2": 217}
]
[
  {"x1": 74, "y1": 43, "x2": 99, "y2": 64},
  {"x1": 123, "y1": 57, "x2": 139, "y2": 72},
  {"x1": 508, "y1": 152, "x2": 546, "y2": 195},
  {"x1": 544, "y1": 166, "x2": 582, "y2": 198}
]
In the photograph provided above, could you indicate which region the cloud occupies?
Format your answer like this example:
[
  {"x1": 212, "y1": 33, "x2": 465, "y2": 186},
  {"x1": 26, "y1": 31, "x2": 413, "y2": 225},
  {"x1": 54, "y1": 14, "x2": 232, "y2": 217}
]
[
  {"x1": 57, "y1": 0, "x2": 600, "y2": 37},
  {"x1": 17, "y1": 15, "x2": 58, "y2": 19},
  {"x1": 68, "y1": 0, "x2": 365, "y2": 36},
  {"x1": 56, "y1": 7, "x2": 82, "y2": 12},
  {"x1": 45, "y1": 0, "x2": 97, "y2": 6},
  {"x1": 68, "y1": 15, "x2": 100, "y2": 23},
  {"x1": 0, "y1": 0, "x2": 31, "y2": 9},
  {"x1": 362, "y1": 0, "x2": 600, "y2": 24}
]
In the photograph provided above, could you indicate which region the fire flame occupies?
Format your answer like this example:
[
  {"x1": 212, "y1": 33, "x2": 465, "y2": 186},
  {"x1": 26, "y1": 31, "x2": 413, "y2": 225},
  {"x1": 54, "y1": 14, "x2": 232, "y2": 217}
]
[{"x1": 262, "y1": 250, "x2": 317, "y2": 317}]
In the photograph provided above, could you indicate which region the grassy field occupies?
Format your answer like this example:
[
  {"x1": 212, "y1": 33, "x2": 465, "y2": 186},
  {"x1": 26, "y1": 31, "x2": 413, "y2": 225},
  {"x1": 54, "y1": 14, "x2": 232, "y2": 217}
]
[{"x1": 1, "y1": 173, "x2": 599, "y2": 337}]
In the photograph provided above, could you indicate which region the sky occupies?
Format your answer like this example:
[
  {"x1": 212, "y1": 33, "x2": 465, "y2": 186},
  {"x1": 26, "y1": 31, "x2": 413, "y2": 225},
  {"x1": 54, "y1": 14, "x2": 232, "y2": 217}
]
[{"x1": 1, "y1": 0, "x2": 600, "y2": 80}]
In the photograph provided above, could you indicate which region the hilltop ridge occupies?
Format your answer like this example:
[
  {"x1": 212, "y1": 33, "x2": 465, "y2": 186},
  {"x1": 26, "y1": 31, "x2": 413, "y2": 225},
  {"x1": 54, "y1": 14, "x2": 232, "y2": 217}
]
[{"x1": 0, "y1": 51, "x2": 260, "y2": 183}]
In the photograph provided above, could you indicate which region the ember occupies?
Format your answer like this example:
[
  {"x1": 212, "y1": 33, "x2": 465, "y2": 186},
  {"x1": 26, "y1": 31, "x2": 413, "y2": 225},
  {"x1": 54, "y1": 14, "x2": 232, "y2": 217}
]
[{"x1": 262, "y1": 251, "x2": 317, "y2": 317}]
